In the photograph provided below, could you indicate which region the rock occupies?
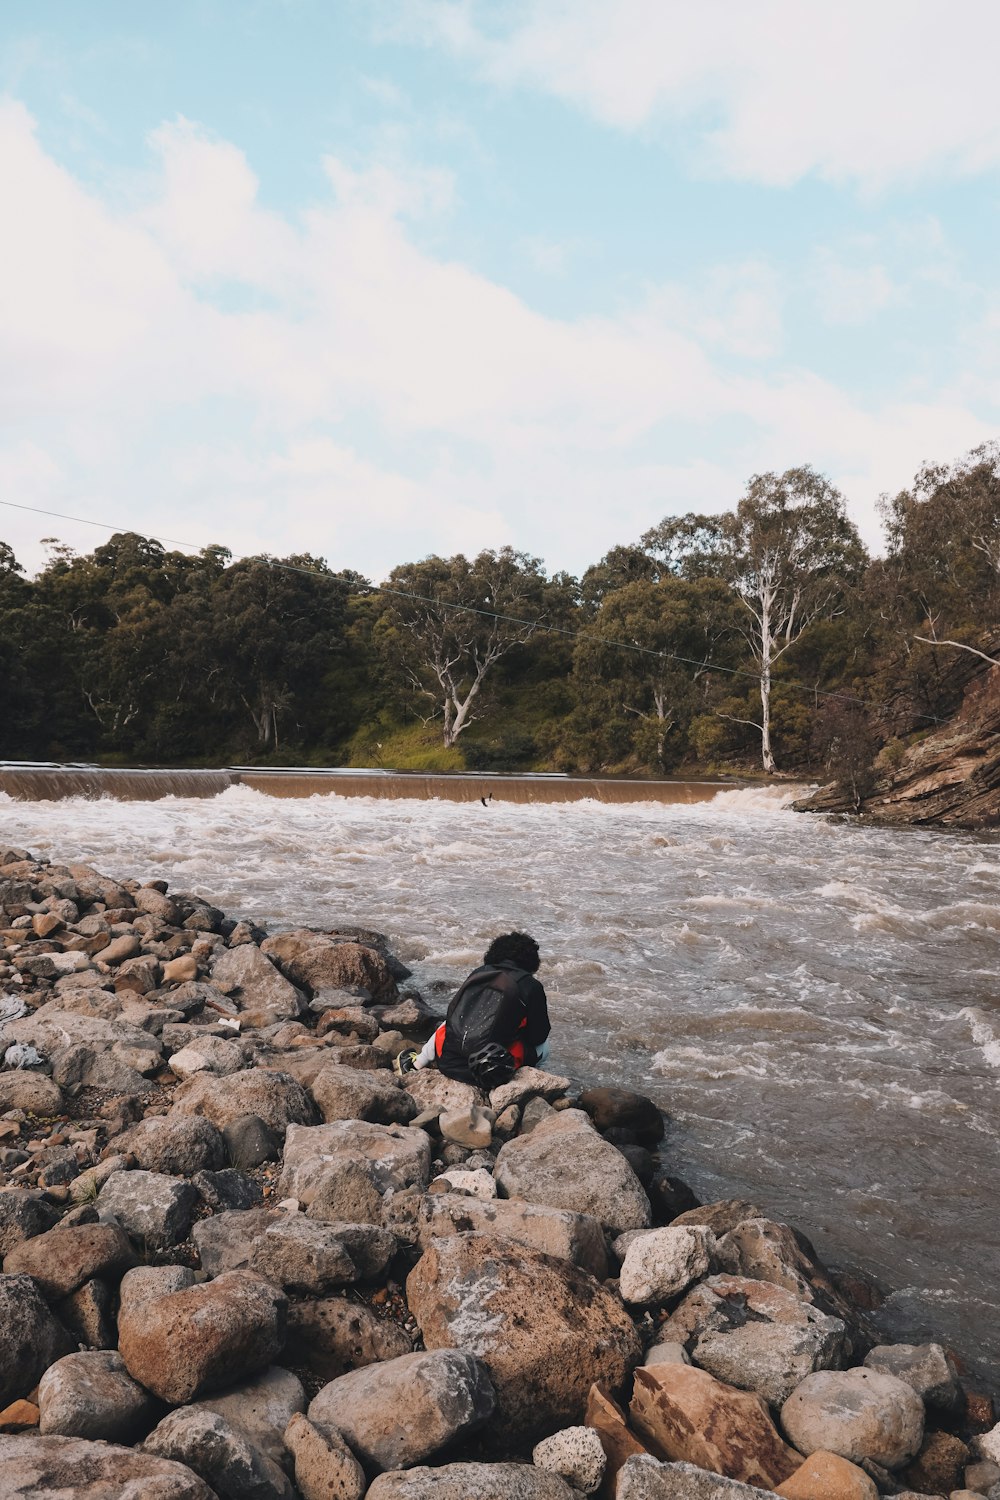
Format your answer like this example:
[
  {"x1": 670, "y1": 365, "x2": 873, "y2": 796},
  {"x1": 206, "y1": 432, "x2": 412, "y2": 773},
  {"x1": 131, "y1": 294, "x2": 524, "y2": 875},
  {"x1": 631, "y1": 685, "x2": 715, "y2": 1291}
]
[
  {"x1": 965, "y1": 1458, "x2": 1000, "y2": 1492},
  {"x1": 193, "y1": 1207, "x2": 284, "y2": 1275},
  {"x1": 432, "y1": 1168, "x2": 498, "y2": 1200},
  {"x1": 671, "y1": 1200, "x2": 766, "y2": 1235},
  {"x1": 439, "y1": 1103, "x2": 494, "y2": 1148},
  {"x1": 0, "y1": 1189, "x2": 59, "y2": 1255},
  {"x1": 385, "y1": 1190, "x2": 608, "y2": 1278},
  {"x1": 193, "y1": 1167, "x2": 262, "y2": 1213},
  {"x1": 312, "y1": 1065, "x2": 417, "y2": 1125},
  {"x1": 0, "y1": 1274, "x2": 74, "y2": 1406},
  {"x1": 249, "y1": 1216, "x2": 358, "y2": 1293},
  {"x1": 643, "y1": 1344, "x2": 691, "y2": 1367},
  {"x1": 118, "y1": 1114, "x2": 227, "y2": 1175},
  {"x1": 287, "y1": 1297, "x2": 413, "y2": 1379},
  {"x1": 578, "y1": 1087, "x2": 666, "y2": 1148},
  {"x1": 407, "y1": 1231, "x2": 641, "y2": 1439},
  {"x1": 97, "y1": 1168, "x2": 197, "y2": 1247},
  {"x1": 193, "y1": 1366, "x2": 306, "y2": 1470},
  {"x1": 714, "y1": 1218, "x2": 852, "y2": 1323},
  {"x1": 898, "y1": 1429, "x2": 970, "y2": 1496},
  {"x1": 315, "y1": 1004, "x2": 381, "y2": 1040},
  {"x1": 285, "y1": 1412, "x2": 366, "y2": 1500},
  {"x1": 0, "y1": 1400, "x2": 39, "y2": 1432},
  {"x1": 306, "y1": 1157, "x2": 385, "y2": 1225},
  {"x1": 4, "y1": 1221, "x2": 135, "y2": 1299},
  {"x1": 169, "y1": 1037, "x2": 249, "y2": 1079},
  {"x1": 366, "y1": 1463, "x2": 578, "y2": 1499},
  {"x1": 494, "y1": 1110, "x2": 651, "y2": 1234},
  {"x1": 533, "y1": 1425, "x2": 607, "y2": 1494},
  {"x1": 585, "y1": 1383, "x2": 651, "y2": 1495},
  {"x1": 661, "y1": 1275, "x2": 849, "y2": 1407},
  {"x1": 629, "y1": 1364, "x2": 800, "y2": 1489},
  {"x1": 863, "y1": 1343, "x2": 962, "y2": 1413},
  {"x1": 403, "y1": 1069, "x2": 482, "y2": 1114},
  {"x1": 780, "y1": 1369, "x2": 925, "y2": 1469},
  {"x1": 143, "y1": 1407, "x2": 296, "y2": 1500},
  {"x1": 308, "y1": 1348, "x2": 496, "y2": 1472},
  {"x1": 647, "y1": 1175, "x2": 701, "y2": 1225},
  {"x1": 261, "y1": 931, "x2": 398, "y2": 1002},
  {"x1": 38, "y1": 1350, "x2": 154, "y2": 1441},
  {"x1": 618, "y1": 1226, "x2": 714, "y2": 1305},
  {"x1": 775, "y1": 1450, "x2": 879, "y2": 1499},
  {"x1": 211, "y1": 942, "x2": 306, "y2": 1028},
  {"x1": 615, "y1": 1455, "x2": 776, "y2": 1499},
  {"x1": 489, "y1": 1065, "x2": 571, "y2": 1111},
  {"x1": 118, "y1": 1269, "x2": 288, "y2": 1403},
  {"x1": 56, "y1": 1277, "x2": 118, "y2": 1350},
  {"x1": 224, "y1": 1115, "x2": 281, "y2": 1169},
  {"x1": 0, "y1": 1432, "x2": 217, "y2": 1498},
  {"x1": 973, "y1": 1423, "x2": 1000, "y2": 1464},
  {"x1": 280, "y1": 1120, "x2": 431, "y2": 1200},
  {"x1": 118, "y1": 1263, "x2": 196, "y2": 1318},
  {"x1": 0, "y1": 1071, "x2": 62, "y2": 1113},
  {"x1": 173, "y1": 1068, "x2": 317, "y2": 1135},
  {"x1": 70, "y1": 1154, "x2": 129, "y2": 1203}
]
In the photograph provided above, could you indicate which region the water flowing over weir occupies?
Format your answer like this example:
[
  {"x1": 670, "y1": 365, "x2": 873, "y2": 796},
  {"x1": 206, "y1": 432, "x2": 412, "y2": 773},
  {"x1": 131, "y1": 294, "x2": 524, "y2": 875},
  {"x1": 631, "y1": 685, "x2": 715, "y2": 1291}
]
[{"x1": 3, "y1": 777, "x2": 1000, "y2": 1381}]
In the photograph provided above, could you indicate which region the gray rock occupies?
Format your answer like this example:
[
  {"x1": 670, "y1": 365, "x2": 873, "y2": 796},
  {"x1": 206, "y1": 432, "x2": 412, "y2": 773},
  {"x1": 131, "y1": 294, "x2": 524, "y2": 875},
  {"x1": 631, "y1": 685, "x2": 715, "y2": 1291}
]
[
  {"x1": 224, "y1": 1115, "x2": 281, "y2": 1168},
  {"x1": 493, "y1": 1109, "x2": 651, "y2": 1234},
  {"x1": 402, "y1": 1069, "x2": 482, "y2": 1115},
  {"x1": 168, "y1": 1035, "x2": 251, "y2": 1078},
  {"x1": 311, "y1": 1065, "x2": 417, "y2": 1126},
  {"x1": 489, "y1": 1066, "x2": 572, "y2": 1110},
  {"x1": 439, "y1": 1103, "x2": 494, "y2": 1149},
  {"x1": 863, "y1": 1342, "x2": 962, "y2": 1413},
  {"x1": 616, "y1": 1455, "x2": 774, "y2": 1499},
  {"x1": 781, "y1": 1368, "x2": 925, "y2": 1469},
  {"x1": 366, "y1": 1463, "x2": 578, "y2": 1499},
  {"x1": 192, "y1": 1365, "x2": 306, "y2": 1469},
  {"x1": 0, "y1": 1433, "x2": 217, "y2": 1498},
  {"x1": 533, "y1": 1425, "x2": 607, "y2": 1493},
  {"x1": 143, "y1": 1407, "x2": 296, "y2": 1500},
  {"x1": 97, "y1": 1168, "x2": 197, "y2": 1246},
  {"x1": 193, "y1": 1167, "x2": 263, "y2": 1213},
  {"x1": 0, "y1": 1189, "x2": 59, "y2": 1255},
  {"x1": 284, "y1": 1412, "x2": 366, "y2": 1500},
  {"x1": 0, "y1": 1274, "x2": 75, "y2": 1406},
  {"x1": 55, "y1": 1277, "x2": 118, "y2": 1350},
  {"x1": 193, "y1": 1207, "x2": 284, "y2": 1275},
  {"x1": 280, "y1": 1120, "x2": 431, "y2": 1201},
  {"x1": 305, "y1": 1157, "x2": 385, "y2": 1225},
  {"x1": 287, "y1": 1297, "x2": 413, "y2": 1380},
  {"x1": 520, "y1": 1096, "x2": 557, "y2": 1132},
  {"x1": 249, "y1": 1216, "x2": 358, "y2": 1293},
  {"x1": 38, "y1": 1350, "x2": 154, "y2": 1441},
  {"x1": 618, "y1": 1226, "x2": 715, "y2": 1305},
  {"x1": 0, "y1": 1071, "x2": 63, "y2": 1113},
  {"x1": 308, "y1": 1348, "x2": 496, "y2": 1472},
  {"x1": 212, "y1": 943, "x2": 306, "y2": 1028},
  {"x1": 118, "y1": 1114, "x2": 227, "y2": 1175},
  {"x1": 173, "y1": 1067, "x2": 317, "y2": 1135},
  {"x1": 118, "y1": 1263, "x2": 196, "y2": 1319},
  {"x1": 384, "y1": 1190, "x2": 608, "y2": 1279}
]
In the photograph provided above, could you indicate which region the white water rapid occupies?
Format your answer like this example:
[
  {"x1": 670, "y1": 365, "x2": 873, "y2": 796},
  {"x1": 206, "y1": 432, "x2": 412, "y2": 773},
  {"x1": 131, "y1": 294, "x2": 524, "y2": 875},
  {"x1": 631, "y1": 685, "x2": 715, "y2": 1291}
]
[{"x1": 3, "y1": 784, "x2": 999, "y2": 1378}]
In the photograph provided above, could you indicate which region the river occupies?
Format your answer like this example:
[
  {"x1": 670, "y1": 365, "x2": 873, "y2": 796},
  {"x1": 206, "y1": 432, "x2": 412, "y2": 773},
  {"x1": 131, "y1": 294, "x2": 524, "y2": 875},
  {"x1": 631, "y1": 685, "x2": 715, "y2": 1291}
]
[{"x1": 2, "y1": 783, "x2": 999, "y2": 1381}]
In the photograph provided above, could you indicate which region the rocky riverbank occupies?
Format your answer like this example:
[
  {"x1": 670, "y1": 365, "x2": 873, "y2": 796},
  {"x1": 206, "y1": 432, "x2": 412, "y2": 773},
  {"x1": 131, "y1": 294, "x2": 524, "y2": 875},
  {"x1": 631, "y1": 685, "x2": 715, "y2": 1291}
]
[{"x1": 0, "y1": 848, "x2": 997, "y2": 1500}]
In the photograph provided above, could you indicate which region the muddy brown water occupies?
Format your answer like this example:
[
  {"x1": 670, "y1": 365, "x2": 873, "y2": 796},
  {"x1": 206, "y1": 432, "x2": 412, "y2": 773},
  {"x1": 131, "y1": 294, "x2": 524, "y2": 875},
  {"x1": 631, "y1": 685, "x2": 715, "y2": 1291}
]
[{"x1": 2, "y1": 771, "x2": 998, "y2": 1384}]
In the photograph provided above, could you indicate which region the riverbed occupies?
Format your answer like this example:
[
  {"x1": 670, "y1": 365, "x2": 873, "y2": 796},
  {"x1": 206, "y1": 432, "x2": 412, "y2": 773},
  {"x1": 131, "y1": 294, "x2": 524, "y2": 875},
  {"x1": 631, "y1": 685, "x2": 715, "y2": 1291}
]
[{"x1": 2, "y1": 783, "x2": 998, "y2": 1380}]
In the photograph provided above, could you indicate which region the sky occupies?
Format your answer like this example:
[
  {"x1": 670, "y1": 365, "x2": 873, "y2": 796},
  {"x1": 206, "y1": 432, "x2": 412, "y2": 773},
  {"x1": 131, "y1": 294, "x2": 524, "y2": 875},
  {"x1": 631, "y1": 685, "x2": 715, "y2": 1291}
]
[{"x1": 1, "y1": 0, "x2": 999, "y2": 582}]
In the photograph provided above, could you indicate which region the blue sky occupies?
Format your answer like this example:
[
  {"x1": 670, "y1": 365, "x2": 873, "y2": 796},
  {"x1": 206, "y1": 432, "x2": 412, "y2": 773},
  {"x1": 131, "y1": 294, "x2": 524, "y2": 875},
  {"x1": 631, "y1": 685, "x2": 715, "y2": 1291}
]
[{"x1": 1, "y1": 0, "x2": 998, "y2": 579}]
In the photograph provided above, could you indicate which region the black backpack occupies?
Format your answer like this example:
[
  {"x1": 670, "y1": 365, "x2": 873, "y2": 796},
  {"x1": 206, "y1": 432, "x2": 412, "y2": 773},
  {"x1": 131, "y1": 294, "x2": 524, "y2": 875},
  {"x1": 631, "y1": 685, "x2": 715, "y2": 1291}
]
[{"x1": 444, "y1": 964, "x2": 528, "y2": 1059}]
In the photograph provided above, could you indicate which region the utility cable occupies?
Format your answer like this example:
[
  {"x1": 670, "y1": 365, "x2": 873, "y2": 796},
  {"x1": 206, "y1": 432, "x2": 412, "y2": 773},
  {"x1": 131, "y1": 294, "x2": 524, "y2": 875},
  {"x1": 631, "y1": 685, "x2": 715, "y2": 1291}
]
[{"x1": 0, "y1": 496, "x2": 949, "y2": 723}]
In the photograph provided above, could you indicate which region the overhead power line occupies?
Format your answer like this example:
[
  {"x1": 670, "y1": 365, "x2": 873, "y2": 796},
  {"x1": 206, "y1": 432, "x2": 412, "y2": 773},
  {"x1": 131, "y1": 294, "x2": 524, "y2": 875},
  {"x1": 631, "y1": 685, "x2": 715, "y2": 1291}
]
[{"x1": 0, "y1": 496, "x2": 947, "y2": 723}]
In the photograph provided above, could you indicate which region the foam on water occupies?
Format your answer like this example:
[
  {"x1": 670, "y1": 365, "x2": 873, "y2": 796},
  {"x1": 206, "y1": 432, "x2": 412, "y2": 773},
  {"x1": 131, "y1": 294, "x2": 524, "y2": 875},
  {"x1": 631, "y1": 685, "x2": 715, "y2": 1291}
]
[{"x1": 3, "y1": 782, "x2": 1000, "y2": 1377}]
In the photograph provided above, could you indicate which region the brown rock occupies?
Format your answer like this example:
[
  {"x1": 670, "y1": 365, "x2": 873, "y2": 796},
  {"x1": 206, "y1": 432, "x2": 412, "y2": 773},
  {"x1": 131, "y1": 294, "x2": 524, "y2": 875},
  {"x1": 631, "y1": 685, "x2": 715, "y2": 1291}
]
[
  {"x1": 4, "y1": 1222, "x2": 135, "y2": 1300},
  {"x1": 285, "y1": 1411, "x2": 366, "y2": 1500},
  {"x1": 162, "y1": 953, "x2": 198, "y2": 983},
  {"x1": 287, "y1": 1297, "x2": 413, "y2": 1379},
  {"x1": 211, "y1": 942, "x2": 306, "y2": 1027},
  {"x1": 0, "y1": 1400, "x2": 39, "y2": 1432},
  {"x1": 629, "y1": 1364, "x2": 801, "y2": 1489},
  {"x1": 0, "y1": 1433, "x2": 216, "y2": 1498},
  {"x1": 776, "y1": 1450, "x2": 879, "y2": 1500},
  {"x1": 55, "y1": 1278, "x2": 117, "y2": 1349},
  {"x1": 899, "y1": 1429, "x2": 970, "y2": 1495},
  {"x1": 0, "y1": 1072, "x2": 62, "y2": 1114},
  {"x1": 262, "y1": 930, "x2": 398, "y2": 1001},
  {"x1": 406, "y1": 1231, "x2": 641, "y2": 1439},
  {"x1": 578, "y1": 1087, "x2": 666, "y2": 1147},
  {"x1": 172, "y1": 1067, "x2": 317, "y2": 1134},
  {"x1": 586, "y1": 1382, "x2": 651, "y2": 1500},
  {"x1": 118, "y1": 1268, "x2": 288, "y2": 1403},
  {"x1": 0, "y1": 1275, "x2": 75, "y2": 1406}
]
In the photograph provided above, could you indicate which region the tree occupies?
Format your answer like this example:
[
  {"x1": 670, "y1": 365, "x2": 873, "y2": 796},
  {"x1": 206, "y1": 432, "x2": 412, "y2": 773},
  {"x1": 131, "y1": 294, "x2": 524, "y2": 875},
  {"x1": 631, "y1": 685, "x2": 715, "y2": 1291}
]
[{"x1": 376, "y1": 548, "x2": 549, "y2": 747}]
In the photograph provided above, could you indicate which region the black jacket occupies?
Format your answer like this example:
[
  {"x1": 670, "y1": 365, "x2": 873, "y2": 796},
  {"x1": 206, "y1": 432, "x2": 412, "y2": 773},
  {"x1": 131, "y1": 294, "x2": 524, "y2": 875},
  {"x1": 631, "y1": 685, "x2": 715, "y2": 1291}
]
[{"x1": 437, "y1": 960, "x2": 550, "y2": 1083}]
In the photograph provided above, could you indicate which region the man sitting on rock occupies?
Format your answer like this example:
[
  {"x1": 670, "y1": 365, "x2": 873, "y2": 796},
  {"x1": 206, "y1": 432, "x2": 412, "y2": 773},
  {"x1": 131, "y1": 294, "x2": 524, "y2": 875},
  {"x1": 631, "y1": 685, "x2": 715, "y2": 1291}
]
[{"x1": 395, "y1": 931, "x2": 551, "y2": 1091}]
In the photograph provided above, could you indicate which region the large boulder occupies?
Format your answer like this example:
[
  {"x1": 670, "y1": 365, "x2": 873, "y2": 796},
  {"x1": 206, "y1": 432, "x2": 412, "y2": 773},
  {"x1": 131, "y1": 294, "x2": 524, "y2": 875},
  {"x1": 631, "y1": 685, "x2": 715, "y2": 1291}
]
[
  {"x1": 0, "y1": 1433, "x2": 216, "y2": 1499},
  {"x1": 280, "y1": 1120, "x2": 431, "y2": 1201},
  {"x1": 385, "y1": 1191, "x2": 608, "y2": 1279},
  {"x1": 578, "y1": 1087, "x2": 666, "y2": 1148},
  {"x1": 367, "y1": 1464, "x2": 578, "y2": 1499},
  {"x1": 118, "y1": 1269, "x2": 288, "y2": 1403},
  {"x1": 713, "y1": 1218, "x2": 855, "y2": 1325},
  {"x1": 403, "y1": 1069, "x2": 482, "y2": 1115},
  {"x1": 780, "y1": 1368, "x2": 925, "y2": 1470},
  {"x1": 191, "y1": 1365, "x2": 305, "y2": 1470},
  {"x1": 615, "y1": 1455, "x2": 775, "y2": 1499},
  {"x1": 262, "y1": 930, "x2": 398, "y2": 1002},
  {"x1": 0, "y1": 1274, "x2": 75, "y2": 1406},
  {"x1": 38, "y1": 1350, "x2": 154, "y2": 1441},
  {"x1": 97, "y1": 1169, "x2": 197, "y2": 1247},
  {"x1": 618, "y1": 1227, "x2": 714, "y2": 1305},
  {"x1": 311, "y1": 1065, "x2": 418, "y2": 1125},
  {"x1": 494, "y1": 1110, "x2": 651, "y2": 1234},
  {"x1": 143, "y1": 1407, "x2": 296, "y2": 1500},
  {"x1": 211, "y1": 942, "x2": 306, "y2": 1028},
  {"x1": 248, "y1": 1216, "x2": 358, "y2": 1293},
  {"x1": 308, "y1": 1349, "x2": 496, "y2": 1472},
  {"x1": 407, "y1": 1231, "x2": 641, "y2": 1438},
  {"x1": 662, "y1": 1275, "x2": 849, "y2": 1407},
  {"x1": 4, "y1": 1221, "x2": 135, "y2": 1299},
  {"x1": 172, "y1": 1068, "x2": 317, "y2": 1135},
  {"x1": 489, "y1": 1066, "x2": 571, "y2": 1111},
  {"x1": 862, "y1": 1343, "x2": 961, "y2": 1413},
  {"x1": 287, "y1": 1296, "x2": 413, "y2": 1380},
  {"x1": 776, "y1": 1450, "x2": 881, "y2": 1500},
  {"x1": 117, "y1": 1114, "x2": 227, "y2": 1175},
  {"x1": 193, "y1": 1206, "x2": 285, "y2": 1275},
  {"x1": 629, "y1": 1364, "x2": 801, "y2": 1489}
]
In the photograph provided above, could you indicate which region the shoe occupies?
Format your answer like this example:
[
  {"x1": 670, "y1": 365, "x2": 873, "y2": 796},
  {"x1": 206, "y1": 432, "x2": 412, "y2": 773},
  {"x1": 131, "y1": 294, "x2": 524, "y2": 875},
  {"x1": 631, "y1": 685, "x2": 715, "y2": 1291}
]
[{"x1": 393, "y1": 1048, "x2": 418, "y2": 1076}]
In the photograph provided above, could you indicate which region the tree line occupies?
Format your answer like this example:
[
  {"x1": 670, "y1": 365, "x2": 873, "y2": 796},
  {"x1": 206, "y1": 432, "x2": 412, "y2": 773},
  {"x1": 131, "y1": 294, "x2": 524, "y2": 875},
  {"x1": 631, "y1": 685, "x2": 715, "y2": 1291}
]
[{"x1": 1, "y1": 443, "x2": 998, "y2": 781}]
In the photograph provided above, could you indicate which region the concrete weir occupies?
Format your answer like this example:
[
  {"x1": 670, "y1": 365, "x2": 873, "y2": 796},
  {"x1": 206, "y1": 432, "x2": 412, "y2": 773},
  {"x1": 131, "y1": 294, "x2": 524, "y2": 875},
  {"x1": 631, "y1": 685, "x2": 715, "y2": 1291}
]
[{"x1": 0, "y1": 764, "x2": 744, "y2": 805}]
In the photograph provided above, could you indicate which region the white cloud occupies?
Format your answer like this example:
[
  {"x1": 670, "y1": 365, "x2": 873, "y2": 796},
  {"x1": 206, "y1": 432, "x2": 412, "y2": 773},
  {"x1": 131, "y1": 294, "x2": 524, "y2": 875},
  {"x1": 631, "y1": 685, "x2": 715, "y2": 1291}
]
[
  {"x1": 0, "y1": 97, "x2": 996, "y2": 583},
  {"x1": 809, "y1": 251, "x2": 898, "y2": 326},
  {"x1": 383, "y1": 0, "x2": 1000, "y2": 187}
]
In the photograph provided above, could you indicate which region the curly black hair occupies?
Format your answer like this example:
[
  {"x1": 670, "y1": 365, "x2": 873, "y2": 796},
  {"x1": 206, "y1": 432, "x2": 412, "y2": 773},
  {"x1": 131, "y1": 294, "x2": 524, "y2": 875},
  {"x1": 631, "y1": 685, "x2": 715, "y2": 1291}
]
[{"x1": 483, "y1": 931, "x2": 540, "y2": 973}]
